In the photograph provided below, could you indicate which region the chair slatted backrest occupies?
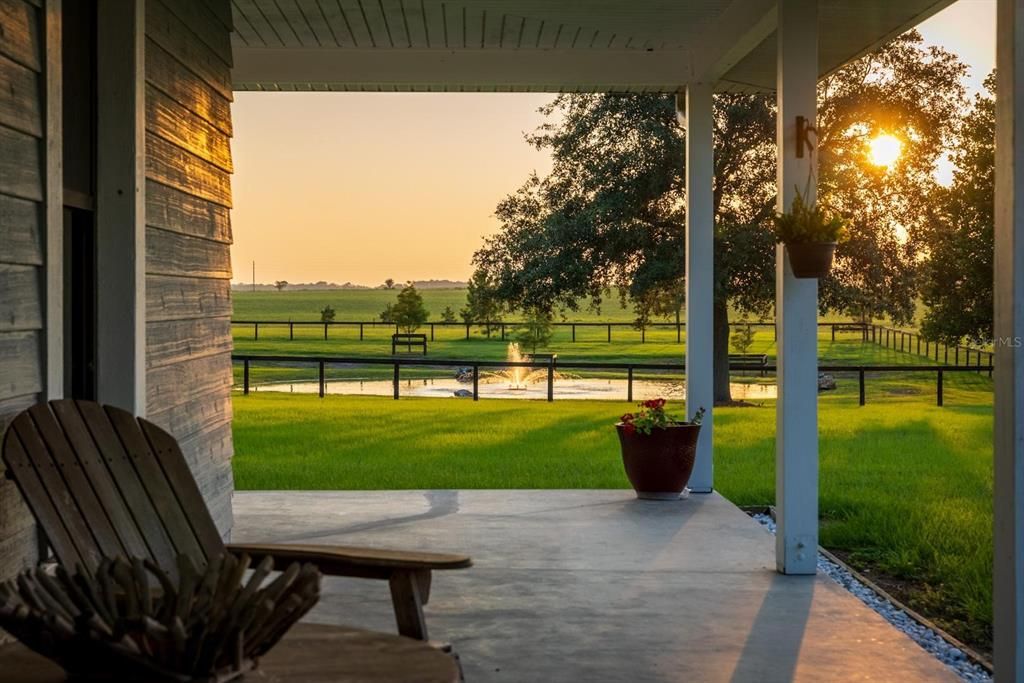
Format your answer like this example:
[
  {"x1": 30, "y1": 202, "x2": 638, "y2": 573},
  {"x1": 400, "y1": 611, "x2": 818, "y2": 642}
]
[{"x1": 1, "y1": 399, "x2": 225, "y2": 578}]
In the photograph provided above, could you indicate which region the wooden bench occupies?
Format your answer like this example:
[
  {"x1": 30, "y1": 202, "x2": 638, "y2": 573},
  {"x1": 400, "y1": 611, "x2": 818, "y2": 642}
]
[
  {"x1": 729, "y1": 353, "x2": 769, "y2": 376},
  {"x1": 392, "y1": 333, "x2": 428, "y2": 355},
  {"x1": 831, "y1": 323, "x2": 868, "y2": 340}
]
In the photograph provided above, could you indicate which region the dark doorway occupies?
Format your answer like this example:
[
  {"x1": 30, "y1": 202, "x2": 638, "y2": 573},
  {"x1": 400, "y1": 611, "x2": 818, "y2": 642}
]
[
  {"x1": 62, "y1": 0, "x2": 98, "y2": 400},
  {"x1": 63, "y1": 209, "x2": 96, "y2": 399}
]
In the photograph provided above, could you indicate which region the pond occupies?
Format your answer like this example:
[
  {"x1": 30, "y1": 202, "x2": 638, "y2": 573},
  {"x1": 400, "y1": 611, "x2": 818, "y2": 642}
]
[{"x1": 245, "y1": 377, "x2": 778, "y2": 401}]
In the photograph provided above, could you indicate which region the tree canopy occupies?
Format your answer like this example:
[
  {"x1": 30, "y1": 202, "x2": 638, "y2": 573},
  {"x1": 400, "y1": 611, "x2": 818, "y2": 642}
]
[
  {"x1": 918, "y1": 73, "x2": 995, "y2": 345},
  {"x1": 388, "y1": 284, "x2": 430, "y2": 333},
  {"x1": 472, "y1": 31, "x2": 967, "y2": 401}
]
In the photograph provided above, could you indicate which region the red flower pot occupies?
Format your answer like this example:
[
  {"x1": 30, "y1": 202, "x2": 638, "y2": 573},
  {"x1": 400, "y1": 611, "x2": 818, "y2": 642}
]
[{"x1": 615, "y1": 423, "x2": 701, "y2": 500}]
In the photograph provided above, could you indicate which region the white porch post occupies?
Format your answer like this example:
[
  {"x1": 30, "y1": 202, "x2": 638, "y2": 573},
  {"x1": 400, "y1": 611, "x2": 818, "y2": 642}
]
[
  {"x1": 682, "y1": 84, "x2": 714, "y2": 493},
  {"x1": 95, "y1": 0, "x2": 146, "y2": 415},
  {"x1": 774, "y1": 0, "x2": 818, "y2": 575},
  {"x1": 994, "y1": 0, "x2": 1024, "y2": 677}
]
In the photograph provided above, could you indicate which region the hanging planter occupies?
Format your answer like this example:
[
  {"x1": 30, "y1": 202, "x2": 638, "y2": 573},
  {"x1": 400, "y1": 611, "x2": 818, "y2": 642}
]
[{"x1": 773, "y1": 187, "x2": 848, "y2": 279}]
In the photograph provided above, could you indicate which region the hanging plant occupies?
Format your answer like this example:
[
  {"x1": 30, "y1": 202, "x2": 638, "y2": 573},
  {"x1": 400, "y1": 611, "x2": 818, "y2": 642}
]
[{"x1": 772, "y1": 187, "x2": 849, "y2": 279}]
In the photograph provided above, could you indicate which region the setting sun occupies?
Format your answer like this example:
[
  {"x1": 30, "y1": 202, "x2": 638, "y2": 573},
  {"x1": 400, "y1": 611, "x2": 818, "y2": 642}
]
[{"x1": 869, "y1": 134, "x2": 903, "y2": 168}]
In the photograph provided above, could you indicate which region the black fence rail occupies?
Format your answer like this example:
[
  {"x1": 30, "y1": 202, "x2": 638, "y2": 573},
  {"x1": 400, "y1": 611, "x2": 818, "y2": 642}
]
[
  {"x1": 232, "y1": 354, "x2": 991, "y2": 407},
  {"x1": 231, "y1": 320, "x2": 871, "y2": 344},
  {"x1": 868, "y1": 324, "x2": 993, "y2": 375}
]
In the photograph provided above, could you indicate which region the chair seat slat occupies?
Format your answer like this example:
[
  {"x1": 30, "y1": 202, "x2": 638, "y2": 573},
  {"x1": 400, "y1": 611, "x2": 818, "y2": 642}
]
[
  {"x1": 104, "y1": 406, "x2": 210, "y2": 567},
  {"x1": 23, "y1": 405, "x2": 125, "y2": 560},
  {"x1": 2, "y1": 434, "x2": 89, "y2": 571},
  {"x1": 140, "y1": 419, "x2": 224, "y2": 559},
  {"x1": 8, "y1": 416, "x2": 101, "y2": 572},
  {"x1": 73, "y1": 401, "x2": 180, "y2": 571},
  {"x1": 50, "y1": 401, "x2": 154, "y2": 563}
]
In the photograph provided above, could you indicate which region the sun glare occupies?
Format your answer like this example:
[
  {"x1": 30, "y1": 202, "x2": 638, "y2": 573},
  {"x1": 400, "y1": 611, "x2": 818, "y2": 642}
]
[{"x1": 868, "y1": 134, "x2": 902, "y2": 168}]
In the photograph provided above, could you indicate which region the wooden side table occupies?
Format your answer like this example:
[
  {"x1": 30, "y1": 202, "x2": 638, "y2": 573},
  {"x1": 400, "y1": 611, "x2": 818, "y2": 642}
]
[{"x1": 0, "y1": 623, "x2": 461, "y2": 683}]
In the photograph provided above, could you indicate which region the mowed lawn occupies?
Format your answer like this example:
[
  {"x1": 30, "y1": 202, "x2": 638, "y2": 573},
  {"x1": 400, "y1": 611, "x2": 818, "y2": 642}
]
[
  {"x1": 232, "y1": 288, "x2": 858, "y2": 324},
  {"x1": 232, "y1": 390, "x2": 994, "y2": 650}
]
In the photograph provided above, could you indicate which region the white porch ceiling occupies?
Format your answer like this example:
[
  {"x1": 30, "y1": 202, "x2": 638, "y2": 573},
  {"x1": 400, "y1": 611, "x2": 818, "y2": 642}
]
[{"x1": 229, "y1": 0, "x2": 955, "y2": 93}]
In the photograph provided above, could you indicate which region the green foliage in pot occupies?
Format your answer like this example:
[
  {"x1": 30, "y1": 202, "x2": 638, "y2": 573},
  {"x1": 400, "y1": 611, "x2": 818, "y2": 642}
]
[{"x1": 772, "y1": 188, "x2": 849, "y2": 245}]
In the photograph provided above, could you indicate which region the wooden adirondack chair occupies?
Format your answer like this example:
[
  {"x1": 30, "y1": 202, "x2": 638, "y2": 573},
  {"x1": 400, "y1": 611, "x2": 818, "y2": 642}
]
[{"x1": 1, "y1": 399, "x2": 471, "y2": 643}]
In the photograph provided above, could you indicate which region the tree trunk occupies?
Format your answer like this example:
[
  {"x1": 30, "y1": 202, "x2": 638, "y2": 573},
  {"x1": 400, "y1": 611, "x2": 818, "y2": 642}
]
[{"x1": 713, "y1": 298, "x2": 732, "y2": 404}]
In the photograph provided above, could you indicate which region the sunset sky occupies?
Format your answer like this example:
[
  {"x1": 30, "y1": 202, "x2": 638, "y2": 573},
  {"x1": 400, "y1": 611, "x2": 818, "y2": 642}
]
[{"x1": 229, "y1": 0, "x2": 996, "y2": 287}]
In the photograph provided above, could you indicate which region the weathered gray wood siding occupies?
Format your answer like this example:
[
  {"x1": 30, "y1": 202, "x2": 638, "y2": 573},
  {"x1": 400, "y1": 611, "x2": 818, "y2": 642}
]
[
  {"x1": 0, "y1": 0, "x2": 47, "y2": 579},
  {"x1": 145, "y1": 0, "x2": 235, "y2": 536}
]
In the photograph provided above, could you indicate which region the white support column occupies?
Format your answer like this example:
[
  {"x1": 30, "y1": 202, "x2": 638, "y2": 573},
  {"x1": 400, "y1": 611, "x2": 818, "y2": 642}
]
[
  {"x1": 994, "y1": 0, "x2": 1024, "y2": 677},
  {"x1": 775, "y1": 0, "x2": 818, "y2": 575},
  {"x1": 96, "y1": 1, "x2": 146, "y2": 415},
  {"x1": 681, "y1": 84, "x2": 714, "y2": 493},
  {"x1": 43, "y1": 0, "x2": 63, "y2": 401}
]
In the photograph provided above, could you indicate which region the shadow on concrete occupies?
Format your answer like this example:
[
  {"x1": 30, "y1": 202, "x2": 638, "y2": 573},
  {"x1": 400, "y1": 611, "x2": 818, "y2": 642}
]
[
  {"x1": 273, "y1": 489, "x2": 461, "y2": 543},
  {"x1": 729, "y1": 572, "x2": 815, "y2": 683}
]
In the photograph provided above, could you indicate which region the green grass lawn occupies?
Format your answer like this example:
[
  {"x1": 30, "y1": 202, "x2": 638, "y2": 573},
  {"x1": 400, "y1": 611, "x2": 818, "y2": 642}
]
[
  {"x1": 232, "y1": 388, "x2": 995, "y2": 651},
  {"x1": 232, "y1": 288, "x2": 857, "y2": 324}
]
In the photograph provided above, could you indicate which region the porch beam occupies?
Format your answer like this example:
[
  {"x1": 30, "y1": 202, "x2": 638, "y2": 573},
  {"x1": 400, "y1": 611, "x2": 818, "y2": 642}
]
[
  {"x1": 682, "y1": 84, "x2": 714, "y2": 493},
  {"x1": 774, "y1": 0, "x2": 819, "y2": 575},
  {"x1": 994, "y1": 0, "x2": 1024, "y2": 677},
  {"x1": 232, "y1": 47, "x2": 691, "y2": 92},
  {"x1": 95, "y1": 0, "x2": 146, "y2": 415},
  {"x1": 689, "y1": 0, "x2": 777, "y2": 83}
]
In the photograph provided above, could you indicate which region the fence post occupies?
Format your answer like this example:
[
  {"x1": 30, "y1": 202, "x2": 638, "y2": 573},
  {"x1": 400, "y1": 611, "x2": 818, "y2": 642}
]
[
  {"x1": 501, "y1": 324, "x2": 506, "y2": 341},
  {"x1": 990, "y1": 352, "x2": 994, "y2": 378},
  {"x1": 607, "y1": 324, "x2": 612, "y2": 343},
  {"x1": 324, "y1": 323, "x2": 328, "y2": 340},
  {"x1": 916, "y1": 335, "x2": 921, "y2": 355},
  {"x1": 360, "y1": 323, "x2": 364, "y2": 341},
  {"x1": 627, "y1": 366, "x2": 633, "y2": 402},
  {"x1": 486, "y1": 323, "x2": 491, "y2": 339},
  {"x1": 254, "y1": 322, "x2": 259, "y2": 341},
  {"x1": 641, "y1": 327, "x2": 646, "y2": 344},
  {"x1": 831, "y1": 324, "x2": 836, "y2": 342},
  {"x1": 430, "y1": 323, "x2": 435, "y2": 341},
  {"x1": 977, "y1": 350, "x2": 982, "y2": 374},
  {"x1": 466, "y1": 324, "x2": 470, "y2": 340},
  {"x1": 393, "y1": 363, "x2": 399, "y2": 399},
  {"x1": 955, "y1": 346, "x2": 959, "y2": 366},
  {"x1": 318, "y1": 360, "x2": 325, "y2": 398},
  {"x1": 858, "y1": 368, "x2": 865, "y2": 406},
  {"x1": 289, "y1": 322, "x2": 294, "y2": 340},
  {"x1": 547, "y1": 360, "x2": 554, "y2": 402},
  {"x1": 473, "y1": 365, "x2": 479, "y2": 401},
  {"x1": 677, "y1": 321, "x2": 682, "y2": 344},
  {"x1": 937, "y1": 369, "x2": 944, "y2": 407},
  {"x1": 243, "y1": 360, "x2": 250, "y2": 396},
  {"x1": 572, "y1": 324, "x2": 576, "y2": 342}
]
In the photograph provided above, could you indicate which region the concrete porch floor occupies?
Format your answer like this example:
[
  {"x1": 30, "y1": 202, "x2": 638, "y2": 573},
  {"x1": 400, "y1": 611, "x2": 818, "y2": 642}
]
[{"x1": 232, "y1": 490, "x2": 956, "y2": 682}]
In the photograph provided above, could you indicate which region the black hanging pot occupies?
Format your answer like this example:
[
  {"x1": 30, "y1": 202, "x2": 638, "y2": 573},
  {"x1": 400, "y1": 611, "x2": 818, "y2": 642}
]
[{"x1": 785, "y1": 242, "x2": 837, "y2": 279}]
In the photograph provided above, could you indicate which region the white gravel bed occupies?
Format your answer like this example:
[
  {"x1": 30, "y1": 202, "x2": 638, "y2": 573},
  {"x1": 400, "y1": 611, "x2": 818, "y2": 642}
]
[{"x1": 751, "y1": 514, "x2": 991, "y2": 682}]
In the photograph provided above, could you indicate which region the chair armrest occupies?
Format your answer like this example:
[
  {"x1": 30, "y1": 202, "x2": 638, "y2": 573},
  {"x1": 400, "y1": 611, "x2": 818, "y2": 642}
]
[{"x1": 226, "y1": 542, "x2": 472, "y2": 580}]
